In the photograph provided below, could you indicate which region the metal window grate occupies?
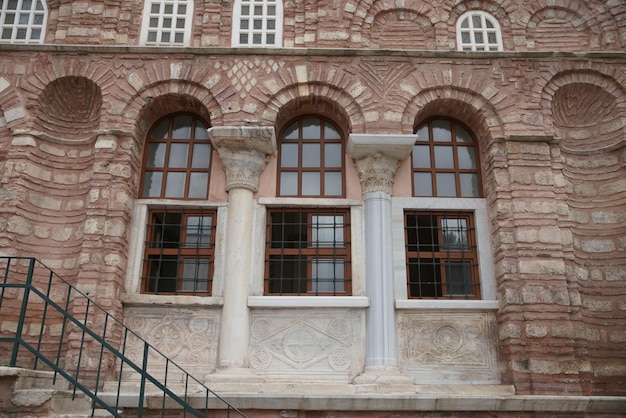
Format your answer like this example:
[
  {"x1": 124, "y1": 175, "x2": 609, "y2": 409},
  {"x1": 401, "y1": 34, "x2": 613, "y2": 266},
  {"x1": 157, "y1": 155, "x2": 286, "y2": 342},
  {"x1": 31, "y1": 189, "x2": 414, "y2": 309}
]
[
  {"x1": 142, "y1": 206, "x2": 215, "y2": 295},
  {"x1": 265, "y1": 207, "x2": 351, "y2": 295},
  {"x1": 405, "y1": 210, "x2": 480, "y2": 299}
]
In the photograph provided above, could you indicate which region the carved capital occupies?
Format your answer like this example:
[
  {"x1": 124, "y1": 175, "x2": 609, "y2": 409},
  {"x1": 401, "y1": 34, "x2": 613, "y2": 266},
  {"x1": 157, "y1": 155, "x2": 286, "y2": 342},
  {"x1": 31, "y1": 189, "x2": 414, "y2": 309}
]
[
  {"x1": 347, "y1": 133, "x2": 416, "y2": 195},
  {"x1": 353, "y1": 152, "x2": 400, "y2": 194},
  {"x1": 209, "y1": 126, "x2": 276, "y2": 192}
]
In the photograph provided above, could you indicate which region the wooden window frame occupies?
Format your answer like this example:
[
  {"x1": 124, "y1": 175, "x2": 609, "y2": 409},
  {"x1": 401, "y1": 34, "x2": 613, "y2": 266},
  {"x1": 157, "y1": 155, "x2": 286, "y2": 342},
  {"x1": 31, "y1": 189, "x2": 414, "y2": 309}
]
[
  {"x1": 265, "y1": 208, "x2": 352, "y2": 296},
  {"x1": 139, "y1": 113, "x2": 212, "y2": 200},
  {"x1": 277, "y1": 115, "x2": 345, "y2": 198},
  {"x1": 141, "y1": 208, "x2": 216, "y2": 295},
  {"x1": 412, "y1": 118, "x2": 482, "y2": 198},
  {"x1": 405, "y1": 210, "x2": 480, "y2": 299}
]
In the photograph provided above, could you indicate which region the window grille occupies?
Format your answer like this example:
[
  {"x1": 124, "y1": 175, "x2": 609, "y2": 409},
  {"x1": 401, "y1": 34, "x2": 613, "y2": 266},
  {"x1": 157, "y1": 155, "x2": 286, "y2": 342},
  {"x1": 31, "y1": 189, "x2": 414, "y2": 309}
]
[
  {"x1": 405, "y1": 210, "x2": 480, "y2": 299},
  {"x1": 142, "y1": 207, "x2": 216, "y2": 295},
  {"x1": 0, "y1": 0, "x2": 47, "y2": 43},
  {"x1": 265, "y1": 208, "x2": 351, "y2": 296},
  {"x1": 457, "y1": 11, "x2": 503, "y2": 51}
]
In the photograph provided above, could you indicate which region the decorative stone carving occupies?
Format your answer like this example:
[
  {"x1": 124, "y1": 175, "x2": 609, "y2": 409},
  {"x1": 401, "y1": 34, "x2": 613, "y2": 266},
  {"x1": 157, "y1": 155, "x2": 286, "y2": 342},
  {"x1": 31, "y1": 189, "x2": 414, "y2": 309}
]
[
  {"x1": 249, "y1": 310, "x2": 364, "y2": 381},
  {"x1": 397, "y1": 312, "x2": 499, "y2": 383},
  {"x1": 123, "y1": 307, "x2": 219, "y2": 382},
  {"x1": 209, "y1": 126, "x2": 276, "y2": 192},
  {"x1": 352, "y1": 152, "x2": 399, "y2": 194}
]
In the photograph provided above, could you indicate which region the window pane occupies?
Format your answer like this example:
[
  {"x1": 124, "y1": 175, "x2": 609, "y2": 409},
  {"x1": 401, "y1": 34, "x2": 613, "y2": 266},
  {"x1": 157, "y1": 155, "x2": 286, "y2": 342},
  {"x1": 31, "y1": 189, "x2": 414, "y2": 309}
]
[
  {"x1": 253, "y1": 33, "x2": 262, "y2": 44},
  {"x1": 185, "y1": 216, "x2": 212, "y2": 247},
  {"x1": 457, "y1": 146, "x2": 477, "y2": 169},
  {"x1": 151, "y1": 121, "x2": 168, "y2": 141},
  {"x1": 191, "y1": 144, "x2": 211, "y2": 168},
  {"x1": 178, "y1": 4, "x2": 187, "y2": 14},
  {"x1": 142, "y1": 172, "x2": 162, "y2": 197},
  {"x1": 19, "y1": 14, "x2": 30, "y2": 24},
  {"x1": 434, "y1": 146, "x2": 454, "y2": 169},
  {"x1": 266, "y1": 33, "x2": 274, "y2": 44},
  {"x1": 253, "y1": 19, "x2": 262, "y2": 29},
  {"x1": 268, "y1": 255, "x2": 307, "y2": 294},
  {"x1": 161, "y1": 32, "x2": 170, "y2": 42},
  {"x1": 164, "y1": 4, "x2": 173, "y2": 14},
  {"x1": 475, "y1": 32, "x2": 484, "y2": 43},
  {"x1": 240, "y1": 33, "x2": 248, "y2": 44},
  {"x1": 436, "y1": 173, "x2": 456, "y2": 196},
  {"x1": 455, "y1": 124, "x2": 472, "y2": 142},
  {"x1": 312, "y1": 259, "x2": 344, "y2": 293},
  {"x1": 165, "y1": 172, "x2": 185, "y2": 197},
  {"x1": 270, "y1": 211, "x2": 305, "y2": 249},
  {"x1": 415, "y1": 123, "x2": 429, "y2": 141},
  {"x1": 163, "y1": 18, "x2": 172, "y2": 28},
  {"x1": 324, "y1": 143, "x2": 342, "y2": 167},
  {"x1": 149, "y1": 17, "x2": 159, "y2": 28},
  {"x1": 324, "y1": 123, "x2": 341, "y2": 139},
  {"x1": 302, "y1": 172, "x2": 320, "y2": 195},
  {"x1": 460, "y1": 173, "x2": 480, "y2": 197},
  {"x1": 445, "y1": 262, "x2": 472, "y2": 295},
  {"x1": 472, "y1": 15, "x2": 482, "y2": 28},
  {"x1": 487, "y1": 32, "x2": 497, "y2": 43},
  {"x1": 240, "y1": 20, "x2": 249, "y2": 29},
  {"x1": 148, "y1": 32, "x2": 157, "y2": 42},
  {"x1": 302, "y1": 143, "x2": 320, "y2": 167},
  {"x1": 280, "y1": 172, "x2": 298, "y2": 195},
  {"x1": 324, "y1": 172, "x2": 342, "y2": 196},
  {"x1": 312, "y1": 215, "x2": 344, "y2": 247},
  {"x1": 413, "y1": 172, "x2": 433, "y2": 196},
  {"x1": 441, "y1": 218, "x2": 469, "y2": 250},
  {"x1": 461, "y1": 32, "x2": 471, "y2": 44},
  {"x1": 195, "y1": 121, "x2": 209, "y2": 140},
  {"x1": 302, "y1": 118, "x2": 321, "y2": 139},
  {"x1": 181, "y1": 259, "x2": 210, "y2": 292},
  {"x1": 283, "y1": 121, "x2": 299, "y2": 139},
  {"x1": 432, "y1": 120, "x2": 452, "y2": 141},
  {"x1": 412, "y1": 145, "x2": 431, "y2": 168},
  {"x1": 148, "y1": 256, "x2": 177, "y2": 293},
  {"x1": 267, "y1": 5, "x2": 276, "y2": 15},
  {"x1": 146, "y1": 143, "x2": 166, "y2": 167},
  {"x1": 188, "y1": 172, "x2": 208, "y2": 198},
  {"x1": 171, "y1": 115, "x2": 192, "y2": 139},
  {"x1": 281, "y1": 143, "x2": 299, "y2": 167},
  {"x1": 168, "y1": 143, "x2": 189, "y2": 167}
]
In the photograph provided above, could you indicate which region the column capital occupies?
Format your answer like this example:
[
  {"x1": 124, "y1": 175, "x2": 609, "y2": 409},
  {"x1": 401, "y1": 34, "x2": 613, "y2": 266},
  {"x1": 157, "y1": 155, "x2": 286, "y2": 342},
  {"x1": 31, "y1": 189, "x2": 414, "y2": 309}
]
[
  {"x1": 209, "y1": 126, "x2": 276, "y2": 192},
  {"x1": 347, "y1": 134, "x2": 416, "y2": 195}
]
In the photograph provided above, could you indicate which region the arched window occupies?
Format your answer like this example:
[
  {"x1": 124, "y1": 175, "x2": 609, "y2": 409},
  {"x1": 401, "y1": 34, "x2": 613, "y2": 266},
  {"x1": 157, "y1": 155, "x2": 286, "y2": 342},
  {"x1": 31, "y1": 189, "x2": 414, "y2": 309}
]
[
  {"x1": 265, "y1": 115, "x2": 351, "y2": 296},
  {"x1": 140, "y1": 0, "x2": 193, "y2": 46},
  {"x1": 0, "y1": 0, "x2": 47, "y2": 44},
  {"x1": 405, "y1": 119, "x2": 483, "y2": 299},
  {"x1": 139, "y1": 114, "x2": 215, "y2": 295},
  {"x1": 456, "y1": 11, "x2": 503, "y2": 52},
  {"x1": 232, "y1": 0, "x2": 282, "y2": 47}
]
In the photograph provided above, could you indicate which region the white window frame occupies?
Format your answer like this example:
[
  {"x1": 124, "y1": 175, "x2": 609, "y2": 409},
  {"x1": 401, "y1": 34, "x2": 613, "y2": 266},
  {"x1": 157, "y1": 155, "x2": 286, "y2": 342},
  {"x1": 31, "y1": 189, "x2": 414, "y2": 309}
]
[
  {"x1": 456, "y1": 11, "x2": 503, "y2": 52},
  {"x1": 231, "y1": 0, "x2": 283, "y2": 47},
  {"x1": 139, "y1": 0, "x2": 194, "y2": 46},
  {"x1": 392, "y1": 197, "x2": 498, "y2": 309},
  {"x1": 0, "y1": 0, "x2": 47, "y2": 44},
  {"x1": 125, "y1": 200, "x2": 227, "y2": 305}
]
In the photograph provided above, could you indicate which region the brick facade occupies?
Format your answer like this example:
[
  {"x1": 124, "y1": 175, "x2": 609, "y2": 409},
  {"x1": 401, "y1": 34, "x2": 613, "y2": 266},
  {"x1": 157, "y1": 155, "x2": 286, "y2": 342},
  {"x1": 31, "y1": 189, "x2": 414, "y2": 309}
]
[{"x1": 0, "y1": 0, "x2": 625, "y2": 416}]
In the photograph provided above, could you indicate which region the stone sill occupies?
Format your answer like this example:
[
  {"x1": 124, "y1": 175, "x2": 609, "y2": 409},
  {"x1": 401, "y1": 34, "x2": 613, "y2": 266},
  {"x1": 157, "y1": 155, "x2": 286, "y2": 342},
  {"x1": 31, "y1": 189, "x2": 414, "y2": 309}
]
[
  {"x1": 98, "y1": 391, "x2": 626, "y2": 414},
  {"x1": 0, "y1": 43, "x2": 624, "y2": 60},
  {"x1": 396, "y1": 300, "x2": 499, "y2": 311},
  {"x1": 121, "y1": 293, "x2": 224, "y2": 307},
  {"x1": 248, "y1": 296, "x2": 370, "y2": 308}
]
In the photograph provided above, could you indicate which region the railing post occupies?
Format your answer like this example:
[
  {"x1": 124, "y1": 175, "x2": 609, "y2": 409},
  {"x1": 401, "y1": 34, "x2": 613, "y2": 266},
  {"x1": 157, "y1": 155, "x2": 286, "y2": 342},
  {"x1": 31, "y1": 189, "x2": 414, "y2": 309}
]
[
  {"x1": 138, "y1": 341, "x2": 149, "y2": 418},
  {"x1": 10, "y1": 257, "x2": 35, "y2": 366}
]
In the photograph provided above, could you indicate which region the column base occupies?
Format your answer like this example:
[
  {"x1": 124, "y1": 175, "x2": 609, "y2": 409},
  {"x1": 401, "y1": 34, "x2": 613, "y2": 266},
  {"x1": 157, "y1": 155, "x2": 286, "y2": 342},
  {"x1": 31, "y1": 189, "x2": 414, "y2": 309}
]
[{"x1": 352, "y1": 366, "x2": 415, "y2": 393}]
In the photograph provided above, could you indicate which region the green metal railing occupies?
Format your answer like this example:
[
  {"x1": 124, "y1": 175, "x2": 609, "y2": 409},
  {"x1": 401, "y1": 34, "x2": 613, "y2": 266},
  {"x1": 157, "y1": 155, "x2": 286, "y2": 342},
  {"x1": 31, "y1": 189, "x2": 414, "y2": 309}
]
[{"x1": 0, "y1": 256, "x2": 247, "y2": 418}]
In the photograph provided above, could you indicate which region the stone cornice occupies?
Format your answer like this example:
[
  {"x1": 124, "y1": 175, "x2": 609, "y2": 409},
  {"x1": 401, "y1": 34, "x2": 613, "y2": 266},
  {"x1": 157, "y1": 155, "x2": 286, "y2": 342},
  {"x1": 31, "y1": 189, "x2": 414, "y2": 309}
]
[
  {"x1": 0, "y1": 44, "x2": 624, "y2": 60},
  {"x1": 348, "y1": 134, "x2": 416, "y2": 195},
  {"x1": 209, "y1": 126, "x2": 276, "y2": 192}
]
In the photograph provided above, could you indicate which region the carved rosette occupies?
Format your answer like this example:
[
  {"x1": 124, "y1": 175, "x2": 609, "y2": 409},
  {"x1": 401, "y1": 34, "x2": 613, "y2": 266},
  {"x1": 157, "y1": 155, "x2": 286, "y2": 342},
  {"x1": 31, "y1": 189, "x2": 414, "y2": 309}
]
[
  {"x1": 353, "y1": 152, "x2": 400, "y2": 195},
  {"x1": 209, "y1": 126, "x2": 276, "y2": 192}
]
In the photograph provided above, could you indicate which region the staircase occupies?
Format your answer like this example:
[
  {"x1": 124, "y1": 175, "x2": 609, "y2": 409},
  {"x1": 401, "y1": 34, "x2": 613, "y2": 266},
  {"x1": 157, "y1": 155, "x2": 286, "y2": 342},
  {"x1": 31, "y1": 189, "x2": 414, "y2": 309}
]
[{"x1": 0, "y1": 256, "x2": 247, "y2": 417}]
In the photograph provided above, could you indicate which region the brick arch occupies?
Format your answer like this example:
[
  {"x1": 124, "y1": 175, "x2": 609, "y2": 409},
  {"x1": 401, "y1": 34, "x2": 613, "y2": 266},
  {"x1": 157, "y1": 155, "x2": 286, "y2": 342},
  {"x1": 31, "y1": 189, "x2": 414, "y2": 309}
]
[
  {"x1": 260, "y1": 83, "x2": 366, "y2": 134},
  {"x1": 356, "y1": 0, "x2": 436, "y2": 49},
  {"x1": 119, "y1": 79, "x2": 224, "y2": 142},
  {"x1": 540, "y1": 69, "x2": 626, "y2": 152},
  {"x1": 527, "y1": 6, "x2": 599, "y2": 51},
  {"x1": 0, "y1": 76, "x2": 27, "y2": 134},
  {"x1": 401, "y1": 87, "x2": 505, "y2": 145}
]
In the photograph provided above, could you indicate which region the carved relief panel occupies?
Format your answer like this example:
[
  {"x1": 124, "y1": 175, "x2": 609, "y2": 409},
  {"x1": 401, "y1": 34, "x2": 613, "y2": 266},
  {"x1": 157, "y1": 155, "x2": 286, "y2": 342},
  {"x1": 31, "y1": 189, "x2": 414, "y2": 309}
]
[
  {"x1": 249, "y1": 308, "x2": 365, "y2": 382},
  {"x1": 397, "y1": 312, "x2": 499, "y2": 383},
  {"x1": 122, "y1": 307, "x2": 220, "y2": 382}
]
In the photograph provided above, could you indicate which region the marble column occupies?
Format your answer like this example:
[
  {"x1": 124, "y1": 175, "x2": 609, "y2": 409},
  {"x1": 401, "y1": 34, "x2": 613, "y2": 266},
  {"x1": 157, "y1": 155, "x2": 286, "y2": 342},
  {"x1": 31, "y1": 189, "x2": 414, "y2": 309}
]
[
  {"x1": 347, "y1": 134, "x2": 415, "y2": 382},
  {"x1": 209, "y1": 126, "x2": 276, "y2": 371}
]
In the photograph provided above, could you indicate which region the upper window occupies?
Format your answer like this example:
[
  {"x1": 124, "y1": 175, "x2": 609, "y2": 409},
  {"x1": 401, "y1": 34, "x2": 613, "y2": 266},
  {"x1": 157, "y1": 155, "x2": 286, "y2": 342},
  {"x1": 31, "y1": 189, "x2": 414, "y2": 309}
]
[
  {"x1": 412, "y1": 119, "x2": 482, "y2": 198},
  {"x1": 232, "y1": 0, "x2": 282, "y2": 47},
  {"x1": 456, "y1": 11, "x2": 503, "y2": 51},
  {"x1": 0, "y1": 0, "x2": 47, "y2": 44},
  {"x1": 140, "y1": 114, "x2": 212, "y2": 199},
  {"x1": 278, "y1": 116, "x2": 344, "y2": 197},
  {"x1": 140, "y1": 0, "x2": 193, "y2": 46}
]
